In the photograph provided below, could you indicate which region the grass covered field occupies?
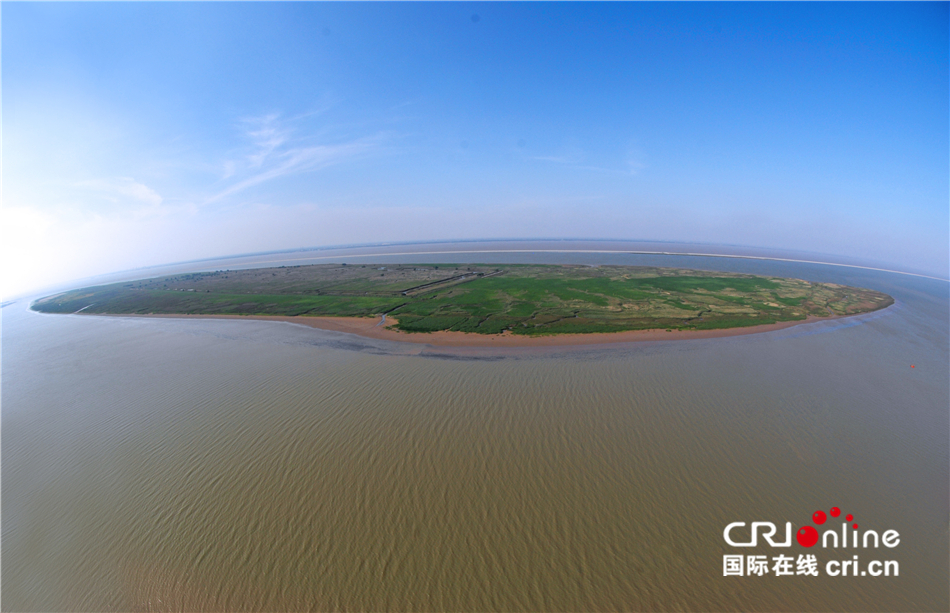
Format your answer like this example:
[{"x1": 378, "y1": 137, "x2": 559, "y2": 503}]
[{"x1": 32, "y1": 264, "x2": 894, "y2": 336}]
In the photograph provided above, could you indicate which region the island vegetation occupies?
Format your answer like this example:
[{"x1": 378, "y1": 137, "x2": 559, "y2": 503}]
[{"x1": 32, "y1": 264, "x2": 893, "y2": 336}]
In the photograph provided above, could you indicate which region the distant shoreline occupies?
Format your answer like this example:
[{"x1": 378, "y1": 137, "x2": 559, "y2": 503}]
[{"x1": 101, "y1": 312, "x2": 855, "y2": 347}]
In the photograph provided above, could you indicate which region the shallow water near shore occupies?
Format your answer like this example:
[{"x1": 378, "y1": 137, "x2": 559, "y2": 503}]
[{"x1": 3, "y1": 248, "x2": 948, "y2": 611}]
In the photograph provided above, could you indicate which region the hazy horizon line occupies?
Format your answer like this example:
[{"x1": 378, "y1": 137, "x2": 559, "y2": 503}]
[{"x1": 14, "y1": 238, "x2": 946, "y2": 302}]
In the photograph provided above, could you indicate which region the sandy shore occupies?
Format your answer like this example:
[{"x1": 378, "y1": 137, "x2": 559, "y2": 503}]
[{"x1": 112, "y1": 312, "x2": 848, "y2": 347}]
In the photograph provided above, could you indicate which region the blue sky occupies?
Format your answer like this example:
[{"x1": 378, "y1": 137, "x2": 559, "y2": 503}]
[{"x1": 4, "y1": 2, "x2": 948, "y2": 296}]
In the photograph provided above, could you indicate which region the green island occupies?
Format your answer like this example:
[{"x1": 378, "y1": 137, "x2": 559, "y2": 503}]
[{"x1": 32, "y1": 264, "x2": 893, "y2": 336}]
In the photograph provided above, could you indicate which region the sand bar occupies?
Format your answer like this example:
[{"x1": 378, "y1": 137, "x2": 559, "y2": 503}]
[{"x1": 108, "y1": 312, "x2": 854, "y2": 347}]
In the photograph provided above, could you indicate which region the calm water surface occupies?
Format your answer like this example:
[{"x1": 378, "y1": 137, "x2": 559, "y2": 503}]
[{"x1": 3, "y1": 250, "x2": 948, "y2": 611}]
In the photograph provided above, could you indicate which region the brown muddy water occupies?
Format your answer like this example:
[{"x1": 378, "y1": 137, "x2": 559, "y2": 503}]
[{"x1": 3, "y1": 251, "x2": 948, "y2": 611}]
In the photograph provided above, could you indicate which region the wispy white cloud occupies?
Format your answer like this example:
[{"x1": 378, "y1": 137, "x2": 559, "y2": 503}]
[
  {"x1": 624, "y1": 146, "x2": 647, "y2": 176},
  {"x1": 533, "y1": 154, "x2": 582, "y2": 164},
  {"x1": 531, "y1": 145, "x2": 586, "y2": 166},
  {"x1": 208, "y1": 113, "x2": 385, "y2": 204},
  {"x1": 243, "y1": 113, "x2": 289, "y2": 169},
  {"x1": 533, "y1": 145, "x2": 647, "y2": 176},
  {"x1": 625, "y1": 159, "x2": 646, "y2": 175},
  {"x1": 75, "y1": 177, "x2": 164, "y2": 206},
  {"x1": 221, "y1": 160, "x2": 237, "y2": 180}
]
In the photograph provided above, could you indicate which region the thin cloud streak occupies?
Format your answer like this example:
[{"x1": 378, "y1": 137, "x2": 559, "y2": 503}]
[
  {"x1": 75, "y1": 177, "x2": 164, "y2": 206},
  {"x1": 532, "y1": 147, "x2": 646, "y2": 176},
  {"x1": 245, "y1": 117, "x2": 288, "y2": 169},
  {"x1": 207, "y1": 138, "x2": 384, "y2": 204},
  {"x1": 207, "y1": 113, "x2": 387, "y2": 204}
]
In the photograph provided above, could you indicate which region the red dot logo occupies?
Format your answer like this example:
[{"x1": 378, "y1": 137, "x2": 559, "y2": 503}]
[
  {"x1": 845, "y1": 514, "x2": 853, "y2": 522},
  {"x1": 812, "y1": 510, "x2": 827, "y2": 525},
  {"x1": 830, "y1": 507, "x2": 841, "y2": 518},
  {"x1": 797, "y1": 526, "x2": 819, "y2": 547},
  {"x1": 853, "y1": 524, "x2": 859, "y2": 529}
]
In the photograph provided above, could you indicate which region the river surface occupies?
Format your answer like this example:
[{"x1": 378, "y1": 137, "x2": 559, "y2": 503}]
[{"x1": 3, "y1": 244, "x2": 948, "y2": 611}]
